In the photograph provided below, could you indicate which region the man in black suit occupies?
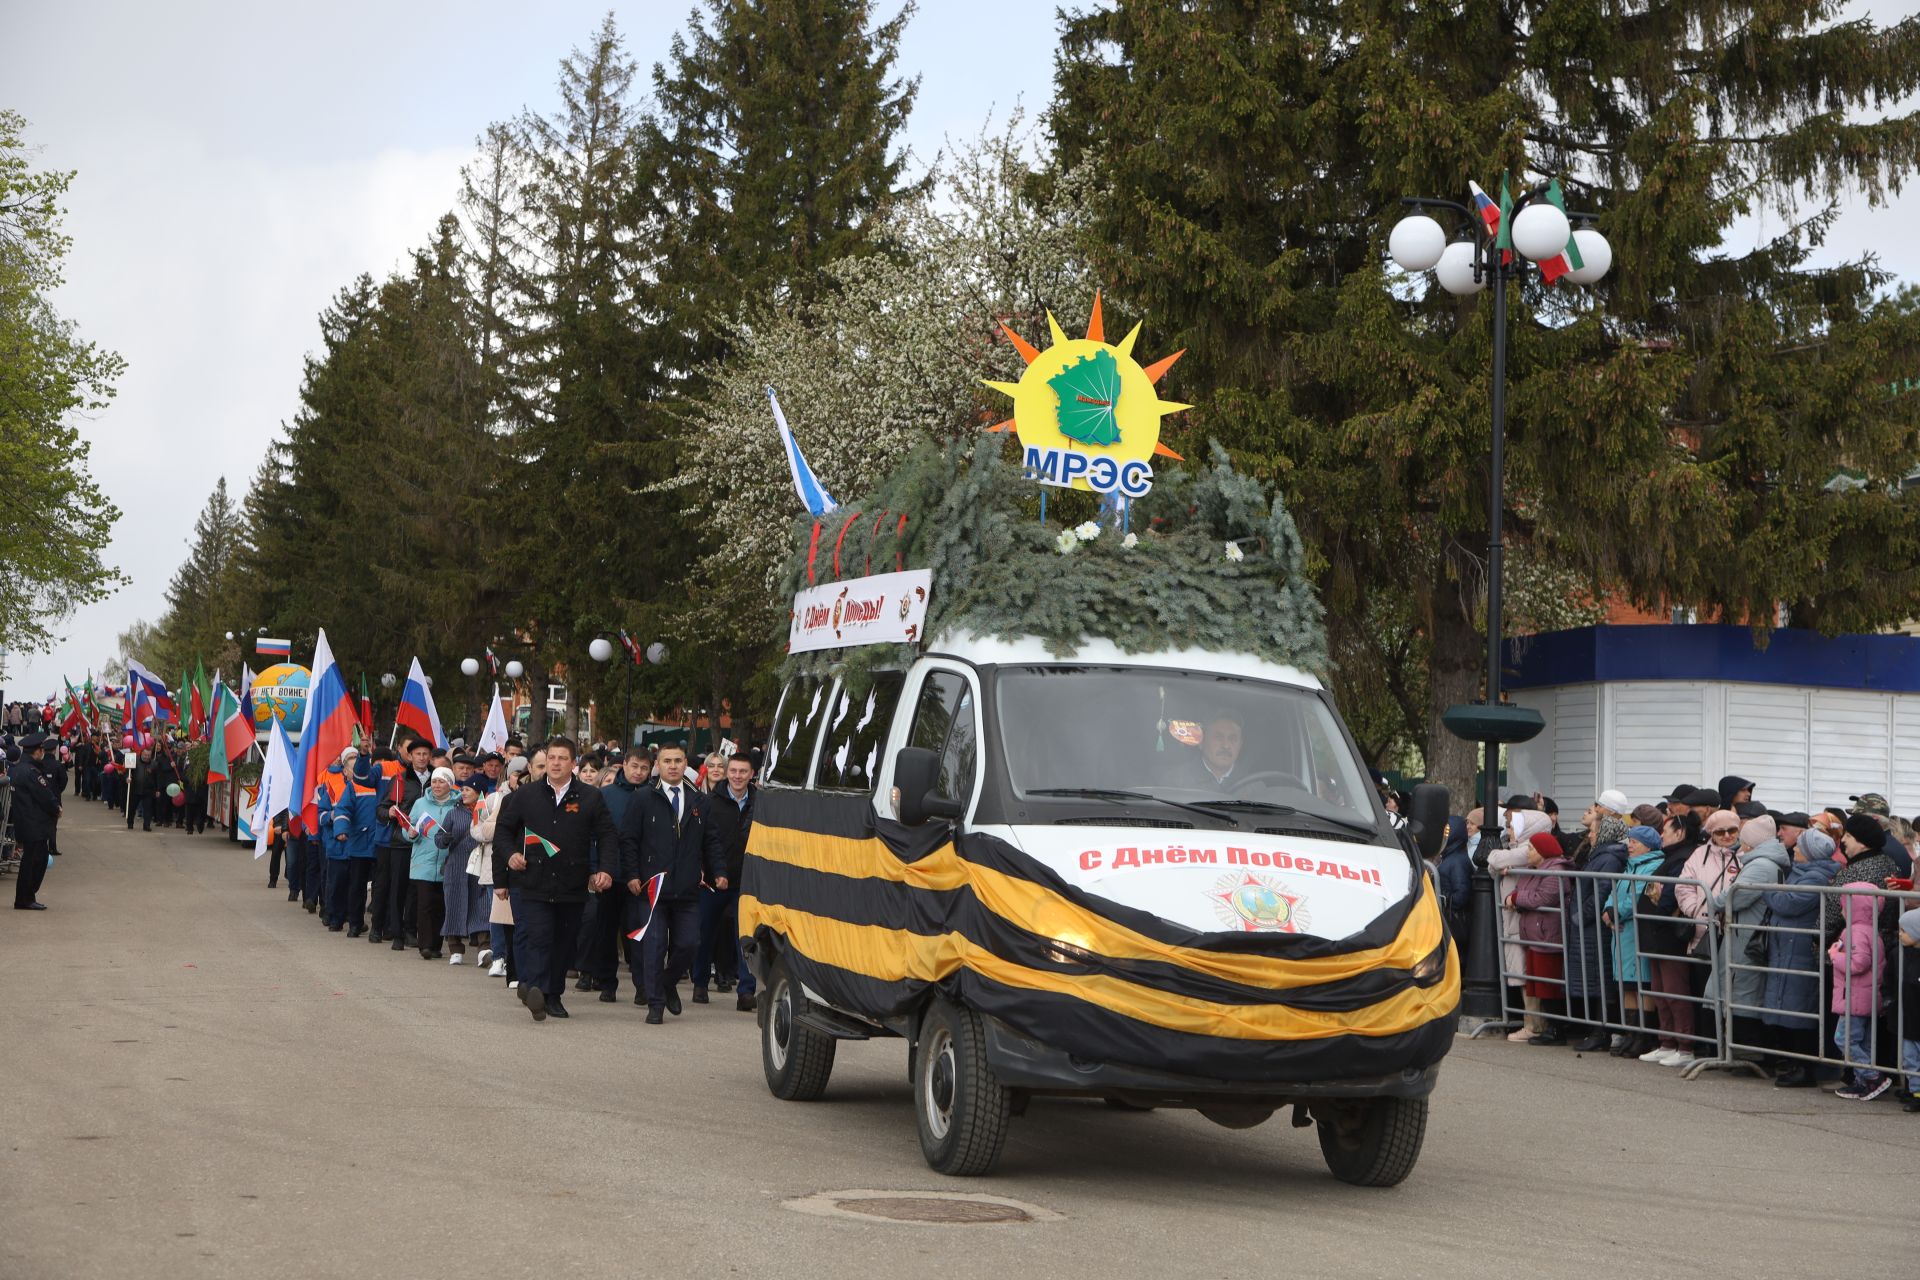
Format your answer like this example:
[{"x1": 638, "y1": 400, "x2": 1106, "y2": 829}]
[
  {"x1": 492, "y1": 736, "x2": 624, "y2": 1021},
  {"x1": 12, "y1": 733, "x2": 61, "y2": 909},
  {"x1": 619, "y1": 745, "x2": 723, "y2": 1024}
]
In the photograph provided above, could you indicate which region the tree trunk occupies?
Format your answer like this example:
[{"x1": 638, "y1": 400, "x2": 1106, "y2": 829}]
[{"x1": 1423, "y1": 560, "x2": 1483, "y2": 807}]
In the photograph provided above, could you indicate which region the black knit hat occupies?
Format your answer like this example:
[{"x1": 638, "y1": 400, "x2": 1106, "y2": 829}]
[{"x1": 1843, "y1": 813, "x2": 1887, "y2": 853}]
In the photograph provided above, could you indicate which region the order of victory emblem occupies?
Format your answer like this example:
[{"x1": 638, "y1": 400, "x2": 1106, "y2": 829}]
[{"x1": 1210, "y1": 872, "x2": 1309, "y2": 934}]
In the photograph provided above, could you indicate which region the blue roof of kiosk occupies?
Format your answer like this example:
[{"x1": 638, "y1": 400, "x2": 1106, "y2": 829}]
[{"x1": 1503, "y1": 624, "x2": 1920, "y2": 694}]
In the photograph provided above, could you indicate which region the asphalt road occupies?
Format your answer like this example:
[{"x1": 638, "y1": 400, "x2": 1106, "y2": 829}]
[{"x1": 1, "y1": 804, "x2": 1908, "y2": 1279}]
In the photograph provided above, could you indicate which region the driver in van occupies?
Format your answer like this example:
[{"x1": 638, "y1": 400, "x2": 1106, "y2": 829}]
[{"x1": 1167, "y1": 711, "x2": 1244, "y2": 790}]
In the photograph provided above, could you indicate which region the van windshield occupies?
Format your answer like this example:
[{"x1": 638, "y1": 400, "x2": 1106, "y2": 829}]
[{"x1": 993, "y1": 666, "x2": 1378, "y2": 832}]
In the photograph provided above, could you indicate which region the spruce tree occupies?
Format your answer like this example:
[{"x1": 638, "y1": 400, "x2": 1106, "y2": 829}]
[
  {"x1": 639, "y1": 0, "x2": 921, "y2": 378},
  {"x1": 153, "y1": 477, "x2": 249, "y2": 673},
  {"x1": 1053, "y1": 2, "x2": 1920, "y2": 793}
]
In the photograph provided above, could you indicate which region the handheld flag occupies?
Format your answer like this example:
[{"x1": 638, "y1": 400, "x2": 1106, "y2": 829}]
[
  {"x1": 358, "y1": 672, "x2": 374, "y2": 740},
  {"x1": 478, "y1": 685, "x2": 509, "y2": 753},
  {"x1": 624, "y1": 872, "x2": 670, "y2": 943},
  {"x1": 208, "y1": 681, "x2": 255, "y2": 783},
  {"x1": 127, "y1": 659, "x2": 178, "y2": 723},
  {"x1": 253, "y1": 719, "x2": 295, "y2": 860},
  {"x1": 524, "y1": 832, "x2": 559, "y2": 860},
  {"x1": 392, "y1": 806, "x2": 417, "y2": 838},
  {"x1": 238, "y1": 662, "x2": 256, "y2": 726},
  {"x1": 768, "y1": 385, "x2": 837, "y2": 516},
  {"x1": 189, "y1": 657, "x2": 210, "y2": 741},
  {"x1": 414, "y1": 813, "x2": 441, "y2": 843},
  {"x1": 289, "y1": 628, "x2": 360, "y2": 835},
  {"x1": 256, "y1": 637, "x2": 292, "y2": 657},
  {"x1": 394, "y1": 657, "x2": 446, "y2": 750}
]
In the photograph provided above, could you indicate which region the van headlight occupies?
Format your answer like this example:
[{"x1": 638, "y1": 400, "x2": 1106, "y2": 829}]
[{"x1": 1412, "y1": 947, "x2": 1446, "y2": 982}]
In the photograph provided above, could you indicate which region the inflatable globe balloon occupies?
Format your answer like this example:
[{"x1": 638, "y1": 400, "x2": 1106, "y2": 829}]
[
  {"x1": 166, "y1": 782, "x2": 182, "y2": 797},
  {"x1": 251, "y1": 663, "x2": 311, "y2": 743}
]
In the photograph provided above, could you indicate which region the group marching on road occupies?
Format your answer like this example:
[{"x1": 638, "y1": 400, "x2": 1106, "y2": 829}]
[{"x1": 266, "y1": 733, "x2": 759, "y2": 1025}]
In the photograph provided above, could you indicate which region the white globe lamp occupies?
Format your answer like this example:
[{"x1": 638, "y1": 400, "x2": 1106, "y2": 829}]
[
  {"x1": 646, "y1": 642, "x2": 668, "y2": 665},
  {"x1": 588, "y1": 637, "x2": 615, "y2": 663},
  {"x1": 1388, "y1": 215, "x2": 1446, "y2": 273},
  {"x1": 504, "y1": 660, "x2": 524, "y2": 680},
  {"x1": 1565, "y1": 229, "x2": 1612, "y2": 285},
  {"x1": 1511, "y1": 203, "x2": 1572, "y2": 263},
  {"x1": 460, "y1": 657, "x2": 481, "y2": 677},
  {"x1": 1434, "y1": 242, "x2": 1484, "y2": 295}
]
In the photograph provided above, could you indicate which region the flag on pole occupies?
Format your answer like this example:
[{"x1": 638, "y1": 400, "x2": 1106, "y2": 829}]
[
  {"x1": 189, "y1": 656, "x2": 210, "y2": 741},
  {"x1": 767, "y1": 385, "x2": 838, "y2": 516},
  {"x1": 524, "y1": 832, "x2": 560, "y2": 860},
  {"x1": 256, "y1": 637, "x2": 292, "y2": 657},
  {"x1": 619, "y1": 629, "x2": 644, "y2": 665},
  {"x1": 58, "y1": 679, "x2": 85, "y2": 734},
  {"x1": 1534, "y1": 178, "x2": 1585, "y2": 285},
  {"x1": 1468, "y1": 179, "x2": 1501, "y2": 239},
  {"x1": 289, "y1": 628, "x2": 360, "y2": 835},
  {"x1": 395, "y1": 657, "x2": 446, "y2": 749},
  {"x1": 624, "y1": 872, "x2": 670, "y2": 942},
  {"x1": 484, "y1": 646, "x2": 500, "y2": 677},
  {"x1": 238, "y1": 662, "x2": 256, "y2": 726},
  {"x1": 209, "y1": 681, "x2": 255, "y2": 783},
  {"x1": 358, "y1": 672, "x2": 374, "y2": 740},
  {"x1": 127, "y1": 659, "x2": 178, "y2": 723},
  {"x1": 478, "y1": 684, "x2": 509, "y2": 753},
  {"x1": 253, "y1": 719, "x2": 296, "y2": 860}
]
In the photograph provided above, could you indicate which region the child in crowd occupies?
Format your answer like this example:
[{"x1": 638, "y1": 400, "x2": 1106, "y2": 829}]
[{"x1": 1830, "y1": 885, "x2": 1888, "y2": 1101}]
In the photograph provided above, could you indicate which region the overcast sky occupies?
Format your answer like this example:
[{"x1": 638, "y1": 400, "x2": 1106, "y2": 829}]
[{"x1": 5, "y1": 2, "x2": 1915, "y2": 700}]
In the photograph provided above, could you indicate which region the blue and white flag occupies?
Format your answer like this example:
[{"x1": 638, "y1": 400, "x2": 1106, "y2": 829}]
[{"x1": 767, "y1": 386, "x2": 837, "y2": 516}]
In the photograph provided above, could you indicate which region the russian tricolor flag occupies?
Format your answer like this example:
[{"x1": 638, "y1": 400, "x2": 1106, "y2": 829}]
[
  {"x1": 1468, "y1": 180, "x2": 1501, "y2": 240},
  {"x1": 394, "y1": 656, "x2": 446, "y2": 750},
  {"x1": 256, "y1": 637, "x2": 292, "y2": 657},
  {"x1": 289, "y1": 628, "x2": 361, "y2": 835}
]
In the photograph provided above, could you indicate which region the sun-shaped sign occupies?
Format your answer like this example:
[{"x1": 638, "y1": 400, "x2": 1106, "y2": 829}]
[{"x1": 983, "y1": 293, "x2": 1189, "y2": 497}]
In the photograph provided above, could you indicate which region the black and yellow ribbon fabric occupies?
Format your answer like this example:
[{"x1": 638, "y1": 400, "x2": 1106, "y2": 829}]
[{"x1": 740, "y1": 790, "x2": 1459, "y2": 1083}]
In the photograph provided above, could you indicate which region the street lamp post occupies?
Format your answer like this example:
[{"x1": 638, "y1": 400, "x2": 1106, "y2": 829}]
[
  {"x1": 460, "y1": 658, "x2": 482, "y2": 745},
  {"x1": 1390, "y1": 184, "x2": 1611, "y2": 1020}
]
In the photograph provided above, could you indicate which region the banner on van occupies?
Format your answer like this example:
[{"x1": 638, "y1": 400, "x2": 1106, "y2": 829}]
[{"x1": 789, "y1": 569, "x2": 933, "y2": 654}]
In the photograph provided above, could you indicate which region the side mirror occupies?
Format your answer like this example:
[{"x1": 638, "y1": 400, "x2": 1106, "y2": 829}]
[
  {"x1": 1409, "y1": 783, "x2": 1450, "y2": 860},
  {"x1": 895, "y1": 746, "x2": 962, "y2": 826}
]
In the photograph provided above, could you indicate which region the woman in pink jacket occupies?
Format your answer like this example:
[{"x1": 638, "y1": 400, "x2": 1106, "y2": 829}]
[
  {"x1": 1830, "y1": 885, "x2": 1889, "y2": 1101},
  {"x1": 1509, "y1": 831, "x2": 1573, "y2": 1046},
  {"x1": 1676, "y1": 809, "x2": 1741, "y2": 959}
]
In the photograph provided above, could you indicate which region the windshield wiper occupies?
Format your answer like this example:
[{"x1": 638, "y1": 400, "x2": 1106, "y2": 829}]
[
  {"x1": 1026, "y1": 788, "x2": 1237, "y2": 826},
  {"x1": 1182, "y1": 799, "x2": 1378, "y2": 838}
]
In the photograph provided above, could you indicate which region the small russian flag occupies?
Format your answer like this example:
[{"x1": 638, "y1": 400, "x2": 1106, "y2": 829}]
[
  {"x1": 625, "y1": 872, "x2": 669, "y2": 943},
  {"x1": 1468, "y1": 181, "x2": 1501, "y2": 240},
  {"x1": 256, "y1": 637, "x2": 292, "y2": 657}
]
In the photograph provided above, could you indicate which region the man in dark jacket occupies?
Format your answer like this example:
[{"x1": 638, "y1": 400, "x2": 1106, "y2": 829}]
[
  {"x1": 618, "y1": 744, "x2": 724, "y2": 1024},
  {"x1": 493, "y1": 736, "x2": 623, "y2": 1021},
  {"x1": 695, "y1": 754, "x2": 757, "y2": 1011},
  {"x1": 12, "y1": 733, "x2": 61, "y2": 909},
  {"x1": 578, "y1": 751, "x2": 653, "y2": 1002},
  {"x1": 377, "y1": 738, "x2": 432, "y2": 948}
]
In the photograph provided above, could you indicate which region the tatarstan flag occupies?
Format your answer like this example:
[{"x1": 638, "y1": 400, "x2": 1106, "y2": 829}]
[
  {"x1": 524, "y1": 832, "x2": 560, "y2": 860},
  {"x1": 208, "y1": 681, "x2": 255, "y2": 784}
]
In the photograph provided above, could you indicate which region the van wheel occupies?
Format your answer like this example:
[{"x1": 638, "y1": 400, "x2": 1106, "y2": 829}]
[
  {"x1": 761, "y1": 956, "x2": 835, "y2": 1101},
  {"x1": 914, "y1": 998, "x2": 1011, "y2": 1176},
  {"x1": 1315, "y1": 1097, "x2": 1427, "y2": 1187}
]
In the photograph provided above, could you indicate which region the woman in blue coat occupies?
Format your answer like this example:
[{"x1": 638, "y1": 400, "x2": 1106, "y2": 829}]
[
  {"x1": 436, "y1": 776, "x2": 492, "y2": 964},
  {"x1": 1605, "y1": 826, "x2": 1665, "y2": 1058},
  {"x1": 1762, "y1": 829, "x2": 1840, "y2": 1088},
  {"x1": 406, "y1": 769, "x2": 458, "y2": 961}
]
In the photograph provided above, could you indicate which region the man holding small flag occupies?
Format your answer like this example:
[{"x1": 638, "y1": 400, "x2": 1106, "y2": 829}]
[
  {"x1": 491, "y1": 736, "x2": 623, "y2": 1022},
  {"x1": 617, "y1": 744, "x2": 724, "y2": 1024}
]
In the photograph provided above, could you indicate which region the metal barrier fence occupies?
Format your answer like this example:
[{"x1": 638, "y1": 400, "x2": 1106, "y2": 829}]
[{"x1": 1491, "y1": 863, "x2": 1917, "y2": 1092}]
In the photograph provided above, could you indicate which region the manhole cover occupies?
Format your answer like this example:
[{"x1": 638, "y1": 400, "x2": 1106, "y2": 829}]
[{"x1": 784, "y1": 1189, "x2": 1062, "y2": 1226}]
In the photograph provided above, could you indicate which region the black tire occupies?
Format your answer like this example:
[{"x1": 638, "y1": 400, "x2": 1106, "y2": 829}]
[
  {"x1": 761, "y1": 955, "x2": 835, "y2": 1101},
  {"x1": 914, "y1": 998, "x2": 1012, "y2": 1176},
  {"x1": 1315, "y1": 1097, "x2": 1428, "y2": 1187}
]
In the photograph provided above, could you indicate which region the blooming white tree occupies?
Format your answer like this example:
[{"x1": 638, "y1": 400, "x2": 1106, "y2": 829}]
[{"x1": 663, "y1": 117, "x2": 1098, "y2": 649}]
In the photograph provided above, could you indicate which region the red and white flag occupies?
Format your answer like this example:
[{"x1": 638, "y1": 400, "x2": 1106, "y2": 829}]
[{"x1": 624, "y1": 873, "x2": 669, "y2": 943}]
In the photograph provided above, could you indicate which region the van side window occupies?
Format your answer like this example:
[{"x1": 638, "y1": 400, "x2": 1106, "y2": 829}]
[
  {"x1": 766, "y1": 677, "x2": 828, "y2": 787},
  {"x1": 908, "y1": 672, "x2": 977, "y2": 804},
  {"x1": 814, "y1": 672, "x2": 906, "y2": 792}
]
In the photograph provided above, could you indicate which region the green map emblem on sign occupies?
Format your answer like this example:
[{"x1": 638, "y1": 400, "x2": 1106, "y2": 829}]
[{"x1": 1048, "y1": 349, "x2": 1122, "y2": 446}]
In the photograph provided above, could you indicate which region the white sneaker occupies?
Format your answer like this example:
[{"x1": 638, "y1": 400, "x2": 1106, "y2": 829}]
[
  {"x1": 1640, "y1": 1046, "x2": 1676, "y2": 1063},
  {"x1": 1664, "y1": 1052, "x2": 1696, "y2": 1068},
  {"x1": 449, "y1": 953, "x2": 463, "y2": 965},
  {"x1": 488, "y1": 959, "x2": 506, "y2": 978},
  {"x1": 477, "y1": 949, "x2": 493, "y2": 966},
  {"x1": 507, "y1": 980, "x2": 518, "y2": 990}
]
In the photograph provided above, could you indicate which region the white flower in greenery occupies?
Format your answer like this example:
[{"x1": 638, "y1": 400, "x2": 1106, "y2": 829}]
[
  {"x1": 1074, "y1": 520, "x2": 1101, "y2": 541},
  {"x1": 1121, "y1": 532, "x2": 1139, "y2": 550},
  {"x1": 1055, "y1": 529, "x2": 1080, "y2": 554},
  {"x1": 1224, "y1": 541, "x2": 1245, "y2": 562}
]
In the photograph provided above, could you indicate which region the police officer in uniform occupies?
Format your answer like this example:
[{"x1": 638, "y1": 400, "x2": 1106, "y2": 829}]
[{"x1": 12, "y1": 732, "x2": 61, "y2": 909}]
